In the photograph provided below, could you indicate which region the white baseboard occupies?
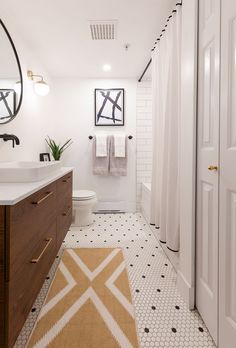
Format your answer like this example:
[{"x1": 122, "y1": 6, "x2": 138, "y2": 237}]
[
  {"x1": 161, "y1": 245, "x2": 179, "y2": 272},
  {"x1": 177, "y1": 270, "x2": 195, "y2": 309}
]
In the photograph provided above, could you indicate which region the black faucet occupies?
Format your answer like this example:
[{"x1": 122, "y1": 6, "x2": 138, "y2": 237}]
[{"x1": 0, "y1": 134, "x2": 20, "y2": 148}]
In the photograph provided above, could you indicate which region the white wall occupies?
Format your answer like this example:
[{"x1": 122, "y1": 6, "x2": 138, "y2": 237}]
[
  {"x1": 0, "y1": 13, "x2": 137, "y2": 212},
  {"x1": 1, "y1": 0, "x2": 199, "y2": 311},
  {"x1": 177, "y1": 0, "x2": 198, "y2": 309},
  {"x1": 0, "y1": 12, "x2": 56, "y2": 162},
  {"x1": 136, "y1": 81, "x2": 152, "y2": 211},
  {"x1": 52, "y1": 78, "x2": 137, "y2": 212}
]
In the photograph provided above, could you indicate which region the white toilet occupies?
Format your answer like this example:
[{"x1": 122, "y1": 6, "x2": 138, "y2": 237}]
[{"x1": 72, "y1": 190, "x2": 97, "y2": 227}]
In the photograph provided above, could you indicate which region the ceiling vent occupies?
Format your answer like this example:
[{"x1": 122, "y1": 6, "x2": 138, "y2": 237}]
[{"x1": 89, "y1": 20, "x2": 117, "y2": 40}]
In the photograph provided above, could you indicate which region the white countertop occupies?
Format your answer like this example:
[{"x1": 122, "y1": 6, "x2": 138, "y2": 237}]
[{"x1": 0, "y1": 167, "x2": 73, "y2": 205}]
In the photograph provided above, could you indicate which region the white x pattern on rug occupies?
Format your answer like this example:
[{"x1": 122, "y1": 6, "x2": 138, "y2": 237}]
[
  {"x1": 34, "y1": 288, "x2": 133, "y2": 348},
  {"x1": 32, "y1": 248, "x2": 135, "y2": 348}
]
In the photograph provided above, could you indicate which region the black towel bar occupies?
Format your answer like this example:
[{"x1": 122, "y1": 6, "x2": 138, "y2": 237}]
[{"x1": 88, "y1": 135, "x2": 133, "y2": 140}]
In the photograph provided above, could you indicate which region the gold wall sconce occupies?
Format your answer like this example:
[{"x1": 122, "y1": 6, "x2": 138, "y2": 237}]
[{"x1": 27, "y1": 70, "x2": 50, "y2": 96}]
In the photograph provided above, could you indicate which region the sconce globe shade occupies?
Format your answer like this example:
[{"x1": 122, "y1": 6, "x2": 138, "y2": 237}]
[
  {"x1": 14, "y1": 81, "x2": 21, "y2": 94},
  {"x1": 103, "y1": 64, "x2": 111, "y2": 71},
  {"x1": 34, "y1": 80, "x2": 50, "y2": 96}
]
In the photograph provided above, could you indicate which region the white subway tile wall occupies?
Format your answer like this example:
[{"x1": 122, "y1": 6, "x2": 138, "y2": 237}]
[{"x1": 136, "y1": 81, "x2": 152, "y2": 211}]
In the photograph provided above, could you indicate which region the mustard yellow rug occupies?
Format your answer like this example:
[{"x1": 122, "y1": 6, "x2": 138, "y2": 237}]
[{"x1": 27, "y1": 248, "x2": 139, "y2": 348}]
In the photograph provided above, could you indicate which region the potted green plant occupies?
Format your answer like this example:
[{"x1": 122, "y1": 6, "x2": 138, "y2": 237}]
[{"x1": 45, "y1": 136, "x2": 72, "y2": 161}]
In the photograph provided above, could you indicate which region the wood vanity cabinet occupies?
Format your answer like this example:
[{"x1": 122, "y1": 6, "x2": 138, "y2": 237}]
[
  {"x1": 0, "y1": 171, "x2": 72, "y2": 348},
  {"x1": 56, "y1": 173, "x2": 73, "y2": 250}
]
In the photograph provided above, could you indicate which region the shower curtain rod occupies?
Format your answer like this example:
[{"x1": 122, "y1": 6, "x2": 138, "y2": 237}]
[{"x1": 138, "y1": 1, "x2": 182, "y2": 83}]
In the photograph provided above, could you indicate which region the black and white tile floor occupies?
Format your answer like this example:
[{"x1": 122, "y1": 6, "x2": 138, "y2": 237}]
[{"x1": 15, "y1": 213, "x2": 216, "y2": 348}]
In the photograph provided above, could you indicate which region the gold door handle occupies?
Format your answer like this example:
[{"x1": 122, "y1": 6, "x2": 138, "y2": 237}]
[
  {"x1": 31, "y1": 238, "x2": 52, "y2": 263},
  {"x1": 208, "y1": 165, "x2": 218, "y2": 171}
]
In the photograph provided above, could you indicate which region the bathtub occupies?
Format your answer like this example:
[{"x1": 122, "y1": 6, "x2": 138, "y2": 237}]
[{"x1": 141, "y1": 183, "x2": 151, "y2": 223}]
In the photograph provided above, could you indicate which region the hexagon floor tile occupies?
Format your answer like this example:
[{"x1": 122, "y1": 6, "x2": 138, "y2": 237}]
[{"x1": 14, "y1": 213, "x2": 216, "y2": 348}]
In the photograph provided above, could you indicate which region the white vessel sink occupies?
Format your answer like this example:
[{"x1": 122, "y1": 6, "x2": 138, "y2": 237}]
[{"x1": 0, "y1": 161, "x2": 62, "y2": 182}]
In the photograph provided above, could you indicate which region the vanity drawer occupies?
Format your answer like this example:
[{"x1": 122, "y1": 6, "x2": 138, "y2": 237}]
[
  {"x1": 57, "y1": 204, "x2": 72, "y2": 249},
  {"x1": 56, "y1": 171, "x2": 72, "y2": 249},
  {"x1": 0, "y1": 207, "x2": 5, "y2": 348},
  {"x1": 57, "y1": 172, "x2": 72, "y2": 186},
  {"x1": 7, "y1": 221, "x2": 57, "y2": 348},
  {"x1": 57, "y1": 172, "x2": 72, "y2": 207},
  {"x1": 7, "y1": 182, "x2": 57, "y2": 280}
]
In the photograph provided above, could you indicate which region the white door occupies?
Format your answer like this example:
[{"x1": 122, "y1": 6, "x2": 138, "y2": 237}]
[
  {"x1": 196, "y1": 0, "x2": 220, "y2": 344},
  {"x1": 219, "y1": 0, "x2": 236, "y2": 347}
]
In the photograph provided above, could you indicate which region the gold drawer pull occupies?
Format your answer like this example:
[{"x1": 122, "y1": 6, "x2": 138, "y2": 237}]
[
  {"x1": 208, "y1": 165, "x2": 218, "y2": 171},
  {"x1": 62, "y1": 177, "x2": 71, "y2": 183},
  {"x1": 62, "y1": 207, "x2": 72, "y2": 216},
  {"x1": 32, "y1": 191, "x2": 53, "y2": 205},
  {"x1": 31, "y1": 238, "x2": 52, "y2": 263}
]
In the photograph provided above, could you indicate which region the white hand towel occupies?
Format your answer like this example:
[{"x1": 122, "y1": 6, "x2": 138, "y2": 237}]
[
  {"x1": 96, "y1": 134, "x2": 108, "y2": 157},
  {"x1": 93, "y1": 137, "x2": 110, "y2": 175},
  {"x1": 114, "y1": 134, "x2": 126, "y2": 157},
  {"x1": 110, "y1": 136, "x2": 127, "y2": 176}
]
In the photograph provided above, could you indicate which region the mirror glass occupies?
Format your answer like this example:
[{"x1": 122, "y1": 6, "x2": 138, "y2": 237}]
[{"x1": 0, "y1": 20, "x2": 23, "y2": 124}]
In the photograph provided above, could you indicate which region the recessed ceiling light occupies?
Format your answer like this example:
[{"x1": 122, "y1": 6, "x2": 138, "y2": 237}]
[{"x1": 103, "y1": 64, "x2": 111, "y2": 71}]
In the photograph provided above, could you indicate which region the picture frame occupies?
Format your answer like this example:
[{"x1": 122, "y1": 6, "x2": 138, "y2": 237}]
[
  {"x1": 0, "y1": 89, "x2": 16, "y2": 122},
  {"x1": 94, "y1": 88, "x2": 124, "y2": 126},
  {"x1": 39, "y1": 153, "x2": 51, "y2": 162}
]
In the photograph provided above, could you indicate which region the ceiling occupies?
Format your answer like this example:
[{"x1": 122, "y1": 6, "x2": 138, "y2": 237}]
[{"x1": 2, "y1": 0, "x2": 176, "y2": 79}]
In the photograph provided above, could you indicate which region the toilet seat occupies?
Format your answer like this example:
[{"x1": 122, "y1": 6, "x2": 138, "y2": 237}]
[{"x1": 73, "y1": 190, "x2": 96, "y2": 201}]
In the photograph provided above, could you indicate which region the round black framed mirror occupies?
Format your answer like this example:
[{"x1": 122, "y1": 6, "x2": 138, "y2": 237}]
[{"x1": 0, "y1": 19, "x2": 23, "y2": 124}]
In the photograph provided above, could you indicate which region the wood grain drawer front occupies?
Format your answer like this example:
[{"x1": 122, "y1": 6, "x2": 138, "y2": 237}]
[
  {"x1": 7, "y1": 221, "x2": 57, "y2": 348},
  {"x1": 8, "y1": 182, "x2": 57, "y2": 280},
  {"x1": 57, "y1": 172, "x2": 72, "y2": 208},
  {"x1": 0, "y1": 207, "x2": 5, "y2": 299},
  {"x1": 57, "y1": 205, "x2": 72, "y2": 249},
  {"x1": 57, "y1": 172, "x2": 72, "y2": 189},
  {"x1": 0, "y1": 207, "x2": 5, "y2": 348},
  {"x1": 58, "y1": 172, "x2": 72, "y2": 185},
  {"x1": 56, "y1": 172, "x2": 72, "y2": 250}
]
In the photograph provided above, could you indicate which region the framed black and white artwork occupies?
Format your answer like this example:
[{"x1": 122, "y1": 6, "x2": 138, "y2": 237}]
[
  {"x1": 95, "y1": 88, "x2": 124, "y2": 126},
  {"x1": 0, "y1": 89, "x2": 16, "y2": 123},
  {"x1": 39, "y1": 153, "x2": 51, "y2": 162}
]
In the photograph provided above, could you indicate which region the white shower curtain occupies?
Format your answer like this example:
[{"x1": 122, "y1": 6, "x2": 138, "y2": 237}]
[{"x1": 150, "y1": 7, "x2": 182, "y2": 252}]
